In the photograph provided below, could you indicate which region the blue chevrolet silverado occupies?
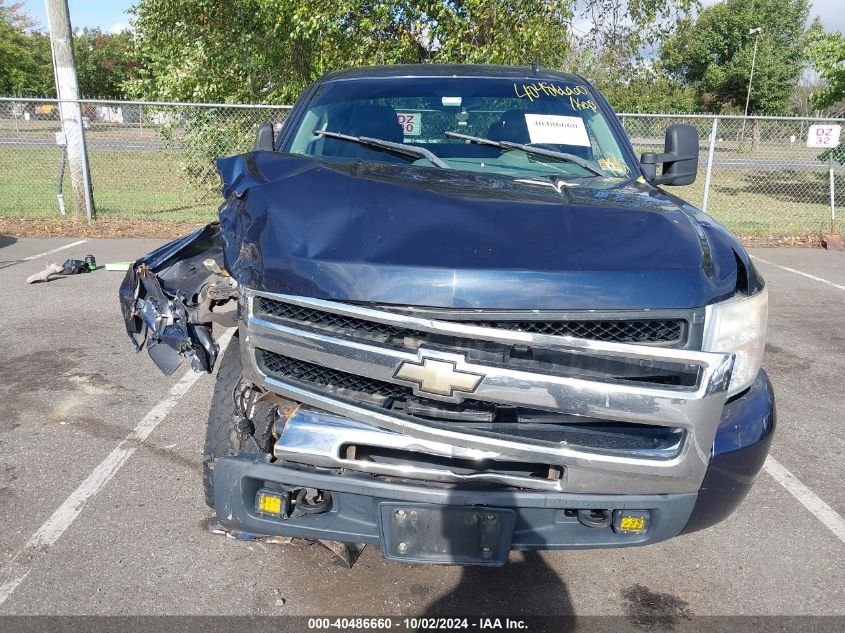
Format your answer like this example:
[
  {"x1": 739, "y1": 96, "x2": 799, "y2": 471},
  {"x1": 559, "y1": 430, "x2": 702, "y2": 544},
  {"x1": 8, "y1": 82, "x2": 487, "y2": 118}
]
[{"x1": 120, "y1": 64, "x2": 775, "y2": 566}]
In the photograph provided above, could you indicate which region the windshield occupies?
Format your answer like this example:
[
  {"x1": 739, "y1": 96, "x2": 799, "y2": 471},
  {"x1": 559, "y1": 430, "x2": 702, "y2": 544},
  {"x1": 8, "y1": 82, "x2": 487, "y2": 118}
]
[{"x1": 285, "y1": 76, "x2": 635, "y2": 180}]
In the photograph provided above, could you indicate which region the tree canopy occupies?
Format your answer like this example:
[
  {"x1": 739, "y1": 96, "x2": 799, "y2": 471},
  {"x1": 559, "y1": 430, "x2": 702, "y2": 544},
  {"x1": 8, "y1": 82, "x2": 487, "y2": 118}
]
[
  {"x1": 805, "y1": 27, "x2": 845, "y2": 110},
  {"x1": 0, "y1": 1, "x2": 48, "y2": 95},
  {"x1": 128, "y1": 0, "x2": 577, "y2": 104},
  {"x1": 661, "y1": 0, "x2": 811, "y2": 114},
  {"x1": 0, "y1": 2, "x2": 135, "y2": 98},
  {"x1": 2, "y1": 0, "x2": 841, "y2": 116}
]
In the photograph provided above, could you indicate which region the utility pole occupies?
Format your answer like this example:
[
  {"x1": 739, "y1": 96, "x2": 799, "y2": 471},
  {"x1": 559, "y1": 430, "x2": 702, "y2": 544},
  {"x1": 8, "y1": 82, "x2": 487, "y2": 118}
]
[{"x1": 45, "y1": 0, "x2": 94, "y2": 221}]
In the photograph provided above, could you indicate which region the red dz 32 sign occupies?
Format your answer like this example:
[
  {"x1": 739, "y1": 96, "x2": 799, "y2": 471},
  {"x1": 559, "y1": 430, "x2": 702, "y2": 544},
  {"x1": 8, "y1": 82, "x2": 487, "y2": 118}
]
[{"x1": 806, "y1": 124, "x2": 841, "y2": 148}]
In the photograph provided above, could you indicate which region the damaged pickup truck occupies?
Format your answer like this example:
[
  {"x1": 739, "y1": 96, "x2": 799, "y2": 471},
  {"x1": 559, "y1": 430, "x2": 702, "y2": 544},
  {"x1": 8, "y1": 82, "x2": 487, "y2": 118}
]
[{"x1": 120, "y1": 64, "x2": 774, "y2": 566}]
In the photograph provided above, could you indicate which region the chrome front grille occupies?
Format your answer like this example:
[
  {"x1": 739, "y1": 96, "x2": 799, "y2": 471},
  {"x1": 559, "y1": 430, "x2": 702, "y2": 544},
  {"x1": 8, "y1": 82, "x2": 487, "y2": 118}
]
[
  {"x1": 258, "y1": 349, "x2": 684, "y2": 455},
  {"x1": 257, "y1": 297, "x2": 409, "y2": 337},
  {"x1": 256, "y1": 296, "x2": 686, "y2": 345},
  {"x1": 260, "y1": 349, "x2": 413, "y2": 401},
  {"x1": 240, "y1": 290, "x2": 732, "y2": 494}
]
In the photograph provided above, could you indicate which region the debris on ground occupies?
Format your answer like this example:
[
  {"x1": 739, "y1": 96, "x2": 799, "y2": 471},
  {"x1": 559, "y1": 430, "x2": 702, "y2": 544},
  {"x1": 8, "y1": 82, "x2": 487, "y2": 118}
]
[
  {"x1": 821, "y1": 232, "x2": 845, "y2": 251},
  {"x1": 25, "y1": 262, "x2": 64, "y2": 284},
  {"x1": 26, "y1": 258, "x2": 96, "y2": 284},
  {"x1": 207, "y1": 521, "x2": 366, "y2": 568}
]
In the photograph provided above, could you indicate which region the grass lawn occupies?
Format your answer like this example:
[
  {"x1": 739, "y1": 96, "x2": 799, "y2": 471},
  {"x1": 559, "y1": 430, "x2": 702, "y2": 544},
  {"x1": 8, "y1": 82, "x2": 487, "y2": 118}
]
[
  {"x1": 671, "y1": 169, "x2": 843, "y2": 236},
  {"x1": 0, "y1": 147, "x2": 217, "y2": 223},
  {"x1": 0, "y1": 145, "x2": 840, "y2": 236}
]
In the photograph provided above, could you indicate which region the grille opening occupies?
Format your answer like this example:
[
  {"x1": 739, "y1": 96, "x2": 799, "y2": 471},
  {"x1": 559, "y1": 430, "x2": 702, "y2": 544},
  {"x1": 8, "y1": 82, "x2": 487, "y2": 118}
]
[
  {"x1": 346, "y1": 445, "x2": 563, "y2": 483},
  {"x1": 256, "y1": 297, "x2": 686, "y2": 345}
]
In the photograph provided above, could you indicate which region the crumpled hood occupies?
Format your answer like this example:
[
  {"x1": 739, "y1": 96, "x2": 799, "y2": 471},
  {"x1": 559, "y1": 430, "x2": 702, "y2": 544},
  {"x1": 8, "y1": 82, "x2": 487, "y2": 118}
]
[{"x1": 216, "y1": 152, "x2": 744, "y2": 310}]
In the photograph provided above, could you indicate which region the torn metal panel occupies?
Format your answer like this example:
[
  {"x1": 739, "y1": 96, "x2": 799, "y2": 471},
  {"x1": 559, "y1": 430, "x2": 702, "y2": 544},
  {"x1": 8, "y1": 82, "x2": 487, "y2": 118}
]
[{"x1": 119, "y1": 224, "x2": 237, "y2": 375}]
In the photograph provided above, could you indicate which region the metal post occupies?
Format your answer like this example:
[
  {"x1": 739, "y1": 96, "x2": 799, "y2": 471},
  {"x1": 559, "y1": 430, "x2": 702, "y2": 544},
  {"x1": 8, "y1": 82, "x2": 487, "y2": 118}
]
[
  {"x1": 76, "y1": 101, "x2": 95, "y2": 223},
  {"x1": 740, "y1": 28, "x2": 762, "y2": 147},
  {"x1": 830, "y1": 154, "x2": 837, "y2": 234},
  {"x1": 702, "y1": 117, "x2": 719, "y2": 213}
]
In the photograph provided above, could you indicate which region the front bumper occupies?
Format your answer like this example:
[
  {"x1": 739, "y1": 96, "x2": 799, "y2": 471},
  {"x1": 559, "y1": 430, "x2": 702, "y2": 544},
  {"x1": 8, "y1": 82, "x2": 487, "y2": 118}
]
[{"x1": 212, "y1": 370, "x2": 775, "y2": 552}]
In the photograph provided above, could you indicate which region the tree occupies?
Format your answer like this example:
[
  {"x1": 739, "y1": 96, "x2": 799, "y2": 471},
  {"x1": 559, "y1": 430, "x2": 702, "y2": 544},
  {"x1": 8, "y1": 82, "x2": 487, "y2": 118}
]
[
  {"x1": 128, "y1": 0, "x2": 575, "y2": 104},
  {"x1": 661, "y1": 0, "x2": 811, "y2": 114},
  {"x1": 1, "y1": 3, "x2": 136, "y2": 98},
  {"x1": 597, "y1": 67, "x2": 699, "y2": 113},
  {"x1": 805, "y1": 28, "x2": 845, "y2": 111},
  {"x1": 564, "y1": 0, "x2": 699, "y2": 114},
  {"x1": 127, "y1": 0, "x2": 706, "y2": 186},
  {"x1": 128, "y1": 0, "x2": 578, "y2": 187},
  {"x1": 73, "y1": 28, "x2": 137, "y2": 98},
  {"x1": 0, "y1": 1, "x2": 53, "y2": 95}
]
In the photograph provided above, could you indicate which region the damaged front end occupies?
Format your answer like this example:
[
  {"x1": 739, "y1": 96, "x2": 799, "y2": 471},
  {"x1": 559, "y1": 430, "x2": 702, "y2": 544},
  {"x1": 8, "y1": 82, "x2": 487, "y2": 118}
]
[
  {"x1": 117, "y1": 148, "x2": 774, "y2": 563},
  {"x1": 119, "y1": 223, "x2": 237, "y2": 375}
]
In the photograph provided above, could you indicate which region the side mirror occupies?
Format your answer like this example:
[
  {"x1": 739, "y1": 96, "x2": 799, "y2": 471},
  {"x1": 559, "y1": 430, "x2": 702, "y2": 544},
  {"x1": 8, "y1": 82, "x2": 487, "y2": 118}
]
[
  {"x1": 255, "y1": 122, "x2": 274, "y2": 151},
  {"x1": 640, "y1": 124, "x2": 699, "y2": 186}
]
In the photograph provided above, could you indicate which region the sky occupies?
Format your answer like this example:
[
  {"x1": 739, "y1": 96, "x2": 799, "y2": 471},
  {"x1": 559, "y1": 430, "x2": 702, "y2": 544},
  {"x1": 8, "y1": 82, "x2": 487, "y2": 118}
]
[
  {"x1": 22, "y1": 0, "x2": 135, "y2": 33},
  {"x1": 19, "y1": 0, "x2": 845, "y2": 35}
]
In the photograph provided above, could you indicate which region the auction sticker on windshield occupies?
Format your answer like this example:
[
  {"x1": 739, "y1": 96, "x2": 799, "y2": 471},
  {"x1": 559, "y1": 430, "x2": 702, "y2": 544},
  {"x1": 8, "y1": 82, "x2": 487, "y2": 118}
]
[
  {"x1": 397, "y1": 112, "x2": 421, "y2": 136},
  {"x1": 524, "y1": 114, "x2": 590, "y2": 146}
]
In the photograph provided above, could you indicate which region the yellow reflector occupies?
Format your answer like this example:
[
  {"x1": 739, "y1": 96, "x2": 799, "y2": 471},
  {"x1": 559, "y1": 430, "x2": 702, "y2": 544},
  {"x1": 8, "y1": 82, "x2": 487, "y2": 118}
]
[
  {"x1": 619, "y1": 516, "x2": 646, "y2": 531},
  {"x1": 257, "y1": 492, "x2": 283, "y2": 515}
]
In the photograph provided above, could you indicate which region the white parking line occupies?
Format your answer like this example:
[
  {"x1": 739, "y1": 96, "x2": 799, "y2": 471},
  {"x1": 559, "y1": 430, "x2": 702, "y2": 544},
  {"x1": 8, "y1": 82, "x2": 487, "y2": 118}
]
[
  {"x1": 751, "y1": 255, "x2": 845, "y2": 292},
  {"x1": 764, "y1": 457, "x2": 845, "y2": 544},
  {"x1": 0, "y1": 329, "x2": 232, "y2": 608},
  {"x1": 19, "y1": 239, "x2": 89, "y2": 262},
  {"x1": 1, "y1": 239, "x2": 91, "y2": 270}
]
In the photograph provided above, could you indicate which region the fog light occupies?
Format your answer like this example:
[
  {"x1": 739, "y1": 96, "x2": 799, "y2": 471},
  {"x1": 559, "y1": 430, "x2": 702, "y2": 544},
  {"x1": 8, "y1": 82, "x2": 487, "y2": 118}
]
[
  {"x1": 613, "y1": 510, "x2": 650, "y2": 534},
  {"x1": 256, "y1": 489, "x2": 288, "y2": 517}
]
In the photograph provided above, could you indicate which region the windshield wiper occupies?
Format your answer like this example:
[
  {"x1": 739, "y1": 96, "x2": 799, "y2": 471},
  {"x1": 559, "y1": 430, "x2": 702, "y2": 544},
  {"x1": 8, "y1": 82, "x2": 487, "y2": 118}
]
[
  {"x1": 315, "y1": 130, "x2": 449, "y2": 169},
  {"x1": 444, "y1": 131, "x2": 606, "y2": 177}
]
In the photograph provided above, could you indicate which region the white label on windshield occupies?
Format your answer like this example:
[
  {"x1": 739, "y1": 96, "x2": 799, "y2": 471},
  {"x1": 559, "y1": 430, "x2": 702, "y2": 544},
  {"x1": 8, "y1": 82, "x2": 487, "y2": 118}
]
[
  {"x1": 524, "y1": 114, "x2": 590, "y2": 146},
  {"x1": 397, "y1": 112, "x2": 421, "y2": 136}
]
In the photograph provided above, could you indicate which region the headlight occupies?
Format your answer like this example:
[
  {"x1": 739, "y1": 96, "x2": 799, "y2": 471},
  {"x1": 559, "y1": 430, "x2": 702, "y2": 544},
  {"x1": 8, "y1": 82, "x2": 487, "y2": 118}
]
[{"x1": 702, "y1": 287, "x2": 768, "y2": 397}]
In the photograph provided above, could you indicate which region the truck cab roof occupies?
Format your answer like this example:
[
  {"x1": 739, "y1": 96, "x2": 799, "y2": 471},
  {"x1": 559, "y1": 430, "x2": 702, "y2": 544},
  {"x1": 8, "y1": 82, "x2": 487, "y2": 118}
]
[{"x1": 318, "y1": 63, "x2": 588, "y2": 86}]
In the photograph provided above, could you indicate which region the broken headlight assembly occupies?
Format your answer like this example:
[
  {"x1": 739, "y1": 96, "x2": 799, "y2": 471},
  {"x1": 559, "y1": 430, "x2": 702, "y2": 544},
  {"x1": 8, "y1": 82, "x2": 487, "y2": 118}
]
[{"x1": 702, "y1": 287, "x2": 768, "y2": 397}]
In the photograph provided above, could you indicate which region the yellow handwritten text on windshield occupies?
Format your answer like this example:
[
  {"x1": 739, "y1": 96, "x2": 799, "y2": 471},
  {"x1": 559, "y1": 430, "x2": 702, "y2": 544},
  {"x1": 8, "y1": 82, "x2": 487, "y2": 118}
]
[
  {"x1": 513, "y1": 82, "x2": 590, "y2": 101},
  {"x1": 569, "y1": 96, "x2": 597, "y2": 112}
]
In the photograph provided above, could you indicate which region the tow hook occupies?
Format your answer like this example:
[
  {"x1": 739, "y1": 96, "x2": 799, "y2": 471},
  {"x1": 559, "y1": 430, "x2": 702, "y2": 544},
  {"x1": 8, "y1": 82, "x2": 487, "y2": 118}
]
[{"x1": 577, "y1": 509, "x2": 613, "y2": 528}]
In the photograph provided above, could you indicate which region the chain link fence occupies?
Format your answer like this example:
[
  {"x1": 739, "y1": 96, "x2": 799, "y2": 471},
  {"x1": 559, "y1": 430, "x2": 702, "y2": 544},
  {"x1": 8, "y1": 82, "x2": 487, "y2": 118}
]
[
  {"x1": 619, "y1": 113, "x2": 845, "y2": 236},
  {"x1": 0, "y1": 98, "x2": 290, "y2": 223},
  {"x1": 0, "y1": 97, "x2": 842, "y2": 237}
]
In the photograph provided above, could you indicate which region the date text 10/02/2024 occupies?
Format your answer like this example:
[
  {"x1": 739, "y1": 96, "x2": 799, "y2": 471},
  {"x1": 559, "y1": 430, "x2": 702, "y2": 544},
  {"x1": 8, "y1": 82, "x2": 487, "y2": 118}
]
[{"x1": 307, "y1": 617, "x2": 529, "y2": 630}]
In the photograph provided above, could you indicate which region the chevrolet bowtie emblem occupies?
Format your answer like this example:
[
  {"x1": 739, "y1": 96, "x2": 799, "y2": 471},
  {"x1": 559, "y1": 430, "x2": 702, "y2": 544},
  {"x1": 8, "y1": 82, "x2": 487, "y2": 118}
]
[{"x1": 394, "y1": 357, "x2": 483, "y2": 397}]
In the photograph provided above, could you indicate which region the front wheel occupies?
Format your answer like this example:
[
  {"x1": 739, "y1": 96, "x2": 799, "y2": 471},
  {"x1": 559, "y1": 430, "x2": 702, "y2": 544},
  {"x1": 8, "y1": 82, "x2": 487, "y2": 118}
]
[{"x1": 202, "y1": 333, "x2": 275, "y2": 507}]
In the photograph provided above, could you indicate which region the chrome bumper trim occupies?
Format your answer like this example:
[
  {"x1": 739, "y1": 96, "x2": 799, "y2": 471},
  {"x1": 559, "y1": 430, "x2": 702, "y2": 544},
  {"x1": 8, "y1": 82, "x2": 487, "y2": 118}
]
[{"x1": 273, "y1": 410, "x2": 565, "y2": 491}]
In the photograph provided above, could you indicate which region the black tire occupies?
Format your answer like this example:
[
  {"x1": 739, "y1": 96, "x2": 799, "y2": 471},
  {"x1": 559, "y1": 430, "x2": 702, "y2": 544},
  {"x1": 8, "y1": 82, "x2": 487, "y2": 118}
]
[{"x1": 202, "y1": 333, "x2": 275, "y2": 507}]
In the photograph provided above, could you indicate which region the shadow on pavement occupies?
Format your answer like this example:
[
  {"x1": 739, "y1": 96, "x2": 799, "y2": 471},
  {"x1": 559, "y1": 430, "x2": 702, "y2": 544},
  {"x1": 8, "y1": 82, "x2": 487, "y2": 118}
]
[
  {"x1": 420, "y1": 550, "x2": 574, "y2": 624},
  {"x1": 404, "y1": 486, "x2": 575, "y2": 632}
]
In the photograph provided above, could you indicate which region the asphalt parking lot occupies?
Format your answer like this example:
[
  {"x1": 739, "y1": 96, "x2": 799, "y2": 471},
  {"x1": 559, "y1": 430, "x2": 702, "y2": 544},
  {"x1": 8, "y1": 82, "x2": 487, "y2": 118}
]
[{"x1": 0, "y1": 236, "x2": 843, "y2": 627}]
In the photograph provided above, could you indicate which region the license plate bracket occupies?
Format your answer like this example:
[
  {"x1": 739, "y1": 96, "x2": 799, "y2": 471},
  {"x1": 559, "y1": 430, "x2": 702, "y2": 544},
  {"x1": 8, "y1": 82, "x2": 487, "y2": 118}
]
[{"x1": 378, "y1": 503, "x2": 515, "y2": 566}]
